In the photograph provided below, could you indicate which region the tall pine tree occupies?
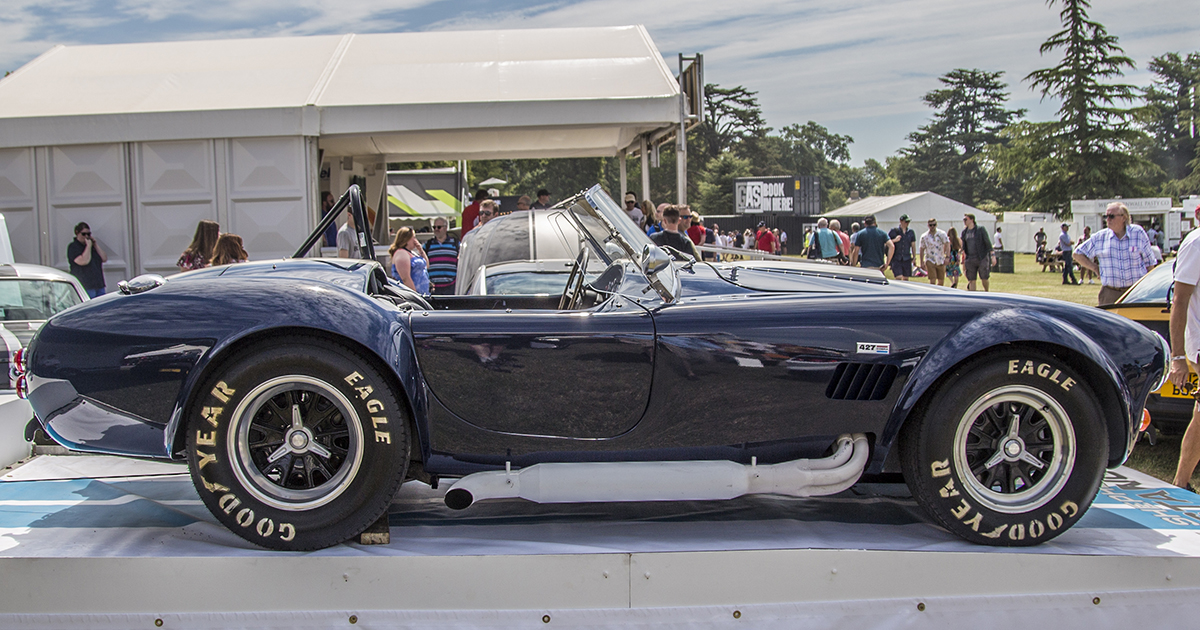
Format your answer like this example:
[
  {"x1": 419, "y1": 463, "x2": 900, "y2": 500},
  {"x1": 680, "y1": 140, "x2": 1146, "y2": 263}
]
[
  {"x1": 990, "y1": 0, "x2": 1153, "y2": 216},
  {"x1": 900, "y1": 69, "x2": 1025, "y2": 207}
]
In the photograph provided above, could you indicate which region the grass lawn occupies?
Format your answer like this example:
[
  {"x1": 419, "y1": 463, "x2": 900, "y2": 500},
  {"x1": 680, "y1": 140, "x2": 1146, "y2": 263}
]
[{"x1": 892, "y1": 252, "x2": 1191, "y2": 487}]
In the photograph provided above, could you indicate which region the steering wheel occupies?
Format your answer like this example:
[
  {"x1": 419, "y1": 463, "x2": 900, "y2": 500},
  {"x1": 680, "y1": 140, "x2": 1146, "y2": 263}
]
[{"x1": 558, "y1": 247, "x2": 590, "y2": 310}]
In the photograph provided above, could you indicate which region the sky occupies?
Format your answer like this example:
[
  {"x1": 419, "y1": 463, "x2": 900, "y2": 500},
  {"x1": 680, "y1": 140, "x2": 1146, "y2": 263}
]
[{"x1": 2, "y1": 0, "x2": 1198, "y2": 165}]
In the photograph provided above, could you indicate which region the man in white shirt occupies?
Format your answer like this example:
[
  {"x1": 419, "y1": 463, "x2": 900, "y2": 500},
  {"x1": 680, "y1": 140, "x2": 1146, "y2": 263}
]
[
  {"x1": 993, "y1": 225, "x2": 1004, "y2": 251},
  {"x1": 623, "y1": 192, "x2": 644, "y2": 225},
  {"x1": 1171, "y1": 208, "x2": 1200, "y2": 490}
]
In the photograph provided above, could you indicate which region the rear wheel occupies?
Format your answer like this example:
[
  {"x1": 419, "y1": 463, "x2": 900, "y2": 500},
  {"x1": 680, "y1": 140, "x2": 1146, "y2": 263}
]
[
  {"x1": 186, "y1": 338, "x2": 409, "y2": 550},
  {"x1": 899, "y1": 352, "x2": 1107, "y2": 545}
]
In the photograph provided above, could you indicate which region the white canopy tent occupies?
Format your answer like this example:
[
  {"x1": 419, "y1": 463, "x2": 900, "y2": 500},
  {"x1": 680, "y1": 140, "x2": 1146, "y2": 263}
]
[
  {"x1": 0, "y1": 27, "x2": 682, "y2": 283},
  {"x1": 824, "y1": 192, "x2": 996, "y2": 236}
]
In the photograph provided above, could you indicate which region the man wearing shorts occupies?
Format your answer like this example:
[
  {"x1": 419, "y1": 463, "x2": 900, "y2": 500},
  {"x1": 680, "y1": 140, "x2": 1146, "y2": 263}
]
[
  {"x1": 960, "y1": 213, "x2": 992, "y2": 291},
  {"x1": 888, "y1": 214, "x2": 916, "y2": 281}
]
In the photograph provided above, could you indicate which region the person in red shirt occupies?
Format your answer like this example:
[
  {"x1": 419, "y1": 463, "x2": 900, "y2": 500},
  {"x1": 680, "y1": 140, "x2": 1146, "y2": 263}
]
[
  {"x1": 460, "y1": 189, "x2": 490, "y2": 239},
  {"x1": 755, "y1": 222, "x2": 777, "y2": 253},
  {"x1": 684, "y1": 207, "x2": 705, "y2": 246}
]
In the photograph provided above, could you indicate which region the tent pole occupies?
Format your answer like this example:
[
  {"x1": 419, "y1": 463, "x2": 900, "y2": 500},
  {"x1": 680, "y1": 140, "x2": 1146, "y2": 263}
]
[
  {"x1": 676, "y1": 54, "x2": 687, "y2": 205},
  {"x1": 640, "y1": 136, "x2": 650, "y2": 205},
  {"x1": 619, "y1": 149, "x2": 627, "y2": 202}
]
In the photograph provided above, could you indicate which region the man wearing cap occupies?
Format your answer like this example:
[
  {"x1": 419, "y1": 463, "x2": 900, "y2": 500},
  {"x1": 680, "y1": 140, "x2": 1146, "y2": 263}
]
[
  {"x1": 1073, "y1": 202, "x2": 1156, "y2": 305},
  {"x1": 852, "y1": 216, "x2": 892, "y2": 271},
  {"x1": 919, "y1": 219, "x2": 950, "y2": 285},
  {"x1": 755, "y1": 221, "x2": 776, "y2": 254},
  {"x1": 888, "y1": 214, "x2": 917, "y2": 281},
  {"x1": 1058, "y1": 223, "x2": 1078, "y2": 285},
  {"x1": 531, "y1": 189, "x2": 552, "y2": 209},
  {"x1": 516, "y1": 195, "x2": 531, "y2": 211},
  {"x1": 623, "y1": 192, "x2": 644, "y2": 225}
]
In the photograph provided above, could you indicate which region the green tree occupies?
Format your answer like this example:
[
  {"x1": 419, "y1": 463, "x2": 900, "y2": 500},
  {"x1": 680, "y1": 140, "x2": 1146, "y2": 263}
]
[
  {"x1": 694, "y1": 152, "x2": 752, "y2": 214},
  {"x1": 901, "y1": 69, "x2": 1025, "y2": 207},
  {"x1": 1141, "y1": 52, "x2": 1200, "y2": 194},
  {"x1": 695, "y1": 84, "x2": 769, "y2": 165},
  {"x1": 991, "y1": 0, "x2": 1154, "y2": 216}
]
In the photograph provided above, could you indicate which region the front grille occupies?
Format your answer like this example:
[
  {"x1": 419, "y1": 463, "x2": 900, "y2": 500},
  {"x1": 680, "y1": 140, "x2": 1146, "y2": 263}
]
[{"x1": 825, "y1": 362, "x2": 898, "y2": 401}]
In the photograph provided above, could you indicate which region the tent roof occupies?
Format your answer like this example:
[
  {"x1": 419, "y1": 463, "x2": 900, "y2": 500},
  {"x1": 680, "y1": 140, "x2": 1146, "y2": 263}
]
[
  {"x1": 823, "y1": 191, "x2": 992, "y2": 219},
  {"x1": 0, "y1": 26, "x2": 681, "y2": 159}
]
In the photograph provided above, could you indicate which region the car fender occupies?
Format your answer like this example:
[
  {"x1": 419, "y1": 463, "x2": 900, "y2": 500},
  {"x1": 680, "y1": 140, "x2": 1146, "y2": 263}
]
[
  {"x1": 161, "y1": 277, "x2": 428, "y2": 460},
  {"x1": 871, "y1": 307, "x2": 1130, "y2": 474}
]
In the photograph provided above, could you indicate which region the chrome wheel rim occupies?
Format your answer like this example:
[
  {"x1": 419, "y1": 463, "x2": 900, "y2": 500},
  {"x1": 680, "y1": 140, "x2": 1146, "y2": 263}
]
[
  {"x1": 228, "y1": 376, "x2": 363, "y2": 511},
  {"x1": 952, "y1": 385, "x2": 1075, "y2": 514}
]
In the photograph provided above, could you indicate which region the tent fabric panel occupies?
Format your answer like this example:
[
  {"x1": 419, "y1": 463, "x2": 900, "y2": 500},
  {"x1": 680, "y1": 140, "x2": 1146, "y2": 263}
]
[
  {"x1": 0, "y1": 36, "x2": 345, "y2": 118},
  {"x1": 319, "y1": 125, "x2": 648, "y2": 161}
]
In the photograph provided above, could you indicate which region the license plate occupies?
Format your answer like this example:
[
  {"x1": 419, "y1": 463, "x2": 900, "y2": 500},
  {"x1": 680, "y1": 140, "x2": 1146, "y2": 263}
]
[{"x1": 1160, "y1": 372, "x2": 1199, "y2": 399}]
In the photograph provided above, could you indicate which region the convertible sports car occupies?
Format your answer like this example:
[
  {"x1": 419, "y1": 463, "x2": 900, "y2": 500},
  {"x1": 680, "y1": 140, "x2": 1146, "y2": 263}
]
[{"x1": 18, "y1": 186, "x2": 1167, "y2": 550}]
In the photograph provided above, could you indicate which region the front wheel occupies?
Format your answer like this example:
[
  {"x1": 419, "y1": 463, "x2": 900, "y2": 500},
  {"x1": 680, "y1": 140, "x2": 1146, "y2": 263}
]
[
  {"x1": 899, "y1": 352, "x2": 1107, "y2": 546},
  {"x1": 186, "y1": 338, "x2": 410, "y2": 550}
]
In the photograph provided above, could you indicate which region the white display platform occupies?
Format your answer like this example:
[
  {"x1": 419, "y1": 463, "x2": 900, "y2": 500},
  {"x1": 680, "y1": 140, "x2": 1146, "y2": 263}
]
[{"x1": 2, "y1": 456, "x2": 1200, "y2": 629}]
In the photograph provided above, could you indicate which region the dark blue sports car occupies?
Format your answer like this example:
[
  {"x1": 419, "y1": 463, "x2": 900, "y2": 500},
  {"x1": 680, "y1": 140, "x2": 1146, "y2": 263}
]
[{"x1": 18, "y1": 186, "x2": 1167, "y2": 550}]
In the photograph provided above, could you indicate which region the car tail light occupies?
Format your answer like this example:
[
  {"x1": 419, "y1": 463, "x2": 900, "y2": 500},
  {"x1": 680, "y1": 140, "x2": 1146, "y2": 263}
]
[
  {"x1": 1140, "y1": 408, "x2": 1152, "y2": 433},
  {"x1": 12, "y1": 347, "x2": 25, "y2": 376}
]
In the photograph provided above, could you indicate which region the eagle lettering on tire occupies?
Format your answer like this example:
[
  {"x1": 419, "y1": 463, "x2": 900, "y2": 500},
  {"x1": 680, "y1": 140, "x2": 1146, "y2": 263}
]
[
  {"x1": 186, "y1": 338, "x2": 410, "y2": 551},
  {"x1": 900, "y1": 353, "x2": 1106, "y2": 545}
]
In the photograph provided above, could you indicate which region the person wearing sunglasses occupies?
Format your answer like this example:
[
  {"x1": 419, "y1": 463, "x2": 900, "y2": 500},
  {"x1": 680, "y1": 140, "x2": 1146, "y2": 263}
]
[
  {"x1": 1073, "y1": 202, "x2": 1157, "y2": 305},
  {"x1": 68, "y1": 222, "x2": 108, "y2": 298},
  {"x1": 424, "y1": 217, "x2": 459, "y2": 295}
]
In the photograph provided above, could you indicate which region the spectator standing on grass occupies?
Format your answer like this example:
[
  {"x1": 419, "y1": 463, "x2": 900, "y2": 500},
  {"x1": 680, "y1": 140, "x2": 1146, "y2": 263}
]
[
  {"x1": 531, "y1": 189, "x2": 552, "y2": 210},
  {"x1": 852, "y1": 216, "x2": 892, "y2": 271},
  {"x1": 1073, "y1": 202, "x2": 1156, "y2": 306},
  {"x1": 830, "y1": 219, "x2": 850, "y2": 264},
  {"x1": 993, "y1": 225, "x2": 1005, "y2": 251},
  {"x1": 68, "y1": 222, "x2": 107, "y2": 298},
  {"x1": 960, "y1": 214, "x2": 992, "y2": 292},
  {"x1": 919, "y1": 218, "x2": 949, "y2": 286},
  {"x1": 888, "y1": 214, "x2": 917, "y2": 281},
  {"x1": 1170, "y1": 200, "x2": 1200, "y2": 491},
  {"x1": 755, "y1": 222, "x2": 776, "y2": 254},
  {"x1": 424, "y1": 217, "x2": 459, "y2": 295},
  {"x1": 1078, "y1": 226, "x2": 1096, "y2": 284},
  {"x1": 177, "y1": 219, "x2": 219, "y2": 271},
  {"x1": 946, "y1": 228, "x2": 962, "y2": 289},
  {"x1": 1058, "y1": 223, "x2": 1078, "y2": 285}
]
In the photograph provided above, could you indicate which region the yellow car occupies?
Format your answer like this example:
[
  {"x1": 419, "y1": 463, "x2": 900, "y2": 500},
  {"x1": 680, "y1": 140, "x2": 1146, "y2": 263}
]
[{"x1": 1102, "y1": 262, "x2": 1195, "y2": 432}]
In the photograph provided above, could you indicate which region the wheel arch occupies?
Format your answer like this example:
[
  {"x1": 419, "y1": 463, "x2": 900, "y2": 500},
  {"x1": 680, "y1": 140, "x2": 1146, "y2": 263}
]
[
  {"x1": 166, "y1": 325, "x2": 427, "y2": 463},
  {"x1": 873, "y1": 308, "x2": 1132, "y2": 474}
]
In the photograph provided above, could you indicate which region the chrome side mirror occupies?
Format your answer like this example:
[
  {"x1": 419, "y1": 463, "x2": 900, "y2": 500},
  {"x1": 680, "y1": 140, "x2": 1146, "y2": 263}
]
[
  {"x1": 118, "y1": 274, "x2": 166, "y2": 295},
  {"x1": 641, "y1": 244, "x2": 672, "y2": 276}
]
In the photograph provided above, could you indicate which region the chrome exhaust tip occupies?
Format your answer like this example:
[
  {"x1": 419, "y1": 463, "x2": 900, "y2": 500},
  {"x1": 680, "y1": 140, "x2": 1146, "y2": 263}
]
[{"x1": 444, "y1": 487, "x2": 473, "y2": 510}]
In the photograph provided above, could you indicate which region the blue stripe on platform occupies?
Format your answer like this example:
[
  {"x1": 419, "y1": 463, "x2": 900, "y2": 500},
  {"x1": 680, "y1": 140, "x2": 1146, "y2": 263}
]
[{"x1": 0, "y1": 479, "x2": 201, "y2": 529}]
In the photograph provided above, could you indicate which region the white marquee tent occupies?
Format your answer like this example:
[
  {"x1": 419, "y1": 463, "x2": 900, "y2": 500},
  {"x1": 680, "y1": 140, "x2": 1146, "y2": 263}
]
[
  {"x1": 824, "y1": 192, "x2": 996, "y2": 236},
  {"x1": 0, "y1": 27, "x2": 681, "y2": 283}
]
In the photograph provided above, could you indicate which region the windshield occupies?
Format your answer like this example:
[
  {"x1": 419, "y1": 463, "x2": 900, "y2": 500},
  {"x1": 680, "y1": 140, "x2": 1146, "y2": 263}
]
[
  {"x1": 1120, "y1": 262, "x2": 1172, "y2": 304},
  {"x1": 0, "y1": 279, "x2": 83, "y2": 320}
]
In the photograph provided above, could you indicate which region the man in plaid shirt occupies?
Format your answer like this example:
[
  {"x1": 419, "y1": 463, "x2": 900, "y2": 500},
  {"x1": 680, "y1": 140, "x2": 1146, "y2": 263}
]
[{"x1": 1073, "y1": 202, "x2": 1157, "y2": 305}]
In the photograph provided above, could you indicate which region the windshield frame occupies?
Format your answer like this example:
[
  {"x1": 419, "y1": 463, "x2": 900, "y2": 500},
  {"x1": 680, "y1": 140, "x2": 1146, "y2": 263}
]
[{"x1": 558, "y1": 185, "x2": 678, "y2": 302}]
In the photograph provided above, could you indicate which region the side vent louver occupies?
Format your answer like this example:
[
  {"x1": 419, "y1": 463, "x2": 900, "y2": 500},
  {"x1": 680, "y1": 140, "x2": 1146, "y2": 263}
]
[{"x1": 826, "y1": 363, "x2": 898, "y2": 401}]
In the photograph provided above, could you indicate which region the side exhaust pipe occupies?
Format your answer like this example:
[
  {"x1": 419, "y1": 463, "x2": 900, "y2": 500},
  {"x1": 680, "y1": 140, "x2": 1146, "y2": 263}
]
[{"x1": 444, "y1": 433, "x2": 869, "y2": 510}]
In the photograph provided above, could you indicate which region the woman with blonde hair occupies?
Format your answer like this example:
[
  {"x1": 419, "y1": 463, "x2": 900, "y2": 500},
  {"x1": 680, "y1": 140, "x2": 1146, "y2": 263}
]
[
  {"x1": 389, "y1": 227, "x2": 430, "y2": 294},
  {"x1": 177, "y1": 220, "x2": 220, "y2": 271},
  {"x1": 211, "y1": 233, "x2": 248, "y2": 266}
]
